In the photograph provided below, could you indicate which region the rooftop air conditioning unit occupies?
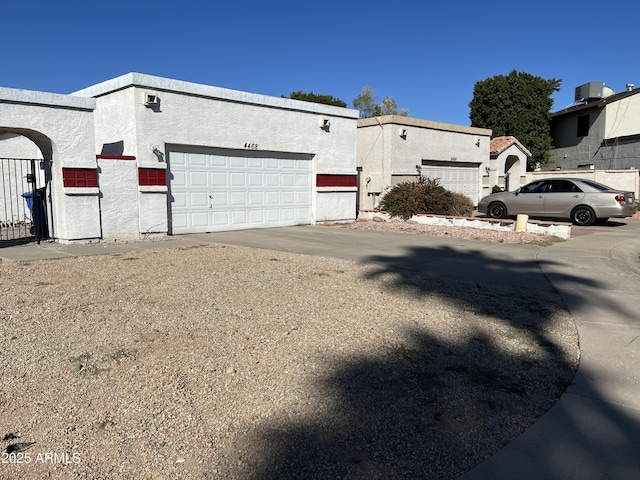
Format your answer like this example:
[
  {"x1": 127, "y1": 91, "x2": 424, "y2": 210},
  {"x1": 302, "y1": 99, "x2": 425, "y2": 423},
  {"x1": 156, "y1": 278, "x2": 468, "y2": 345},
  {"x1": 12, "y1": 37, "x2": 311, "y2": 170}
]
[{"x1": 574, "y1": 82, "x2": 604, "y2": 102}]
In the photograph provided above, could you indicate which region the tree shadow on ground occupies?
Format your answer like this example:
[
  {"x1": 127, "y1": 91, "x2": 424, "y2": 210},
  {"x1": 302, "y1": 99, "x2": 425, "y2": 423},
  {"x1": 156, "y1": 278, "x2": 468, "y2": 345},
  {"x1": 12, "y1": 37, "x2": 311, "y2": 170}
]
[{"x1": 216, "y1": 244, "x2": 637, "y2": 479}]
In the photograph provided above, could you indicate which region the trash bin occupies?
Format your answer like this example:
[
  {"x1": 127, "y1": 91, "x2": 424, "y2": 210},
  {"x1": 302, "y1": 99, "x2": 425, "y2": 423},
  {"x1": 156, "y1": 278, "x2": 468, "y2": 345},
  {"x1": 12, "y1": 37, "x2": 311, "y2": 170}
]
[{"x1": 22, "y1": 187, "x2": 48, "y2": 238}]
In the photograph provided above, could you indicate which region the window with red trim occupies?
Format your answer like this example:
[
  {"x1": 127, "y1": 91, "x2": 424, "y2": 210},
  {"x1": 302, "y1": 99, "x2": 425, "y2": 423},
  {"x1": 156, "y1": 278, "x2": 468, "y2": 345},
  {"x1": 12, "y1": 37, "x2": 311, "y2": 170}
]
[
  {"x1": 62, "y1": 168, "x2": 99, "y2": 188},
  {"x1": 316, "y1": 174, "x2": 357, "y2": 187},
  {"x1": 138, "y1": 168, "x2": 166, "y2": 186}
]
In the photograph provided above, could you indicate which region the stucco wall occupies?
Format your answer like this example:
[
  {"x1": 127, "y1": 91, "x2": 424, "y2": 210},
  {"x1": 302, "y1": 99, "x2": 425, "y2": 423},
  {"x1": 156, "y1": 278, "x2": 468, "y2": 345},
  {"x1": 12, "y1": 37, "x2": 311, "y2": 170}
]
[
  {"x1": 490, "y1": 144, "x2": 528, "y2": 193},
  {"x1": 604, "y1": 94, "x2": 640, "y2": 139},
  {"x1": 97, "y1": 158, "x2": 140, "y2": 239},
  {"x1": 526, "y1": 169, "x2": 640, "y2": 198},
  {"x1": 550, "y1": 108, "x2": 607, "y2": 168},
  {"x1": 0, "y1": 87, "x2": 100, "y2": 241}
]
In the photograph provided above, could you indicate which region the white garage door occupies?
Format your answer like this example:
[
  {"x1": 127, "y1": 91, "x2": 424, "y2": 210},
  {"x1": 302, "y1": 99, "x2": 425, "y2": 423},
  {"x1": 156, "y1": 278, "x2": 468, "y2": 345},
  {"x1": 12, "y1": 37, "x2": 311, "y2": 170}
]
[
  {"x1": 421, "y1": 161, "x2": 480, "y2": 205},
  {"x1": 168, "y1": 148, "x2": 312, "y2": 234}
]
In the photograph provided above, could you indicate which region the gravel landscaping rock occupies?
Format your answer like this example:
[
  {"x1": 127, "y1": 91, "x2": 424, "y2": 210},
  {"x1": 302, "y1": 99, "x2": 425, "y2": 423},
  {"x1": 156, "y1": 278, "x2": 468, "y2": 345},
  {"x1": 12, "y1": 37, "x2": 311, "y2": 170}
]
[{"x1": 0, "y1": 229, "x2": 579, "y2": 479}]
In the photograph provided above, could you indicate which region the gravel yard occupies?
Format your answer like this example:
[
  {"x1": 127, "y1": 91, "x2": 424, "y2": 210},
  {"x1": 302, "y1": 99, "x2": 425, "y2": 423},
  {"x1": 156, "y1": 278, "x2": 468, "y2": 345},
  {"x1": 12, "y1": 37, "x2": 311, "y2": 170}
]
[{"x1": 0, "y1": 224, "x2": 579, "y2": 479}]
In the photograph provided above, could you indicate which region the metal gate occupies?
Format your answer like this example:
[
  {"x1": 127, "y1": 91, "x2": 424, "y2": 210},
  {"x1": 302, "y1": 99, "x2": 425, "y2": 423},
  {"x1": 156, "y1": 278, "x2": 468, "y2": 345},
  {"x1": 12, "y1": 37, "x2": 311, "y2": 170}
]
[{"x1": 0, "y1": 157, "x2": 49, "y2": 244}]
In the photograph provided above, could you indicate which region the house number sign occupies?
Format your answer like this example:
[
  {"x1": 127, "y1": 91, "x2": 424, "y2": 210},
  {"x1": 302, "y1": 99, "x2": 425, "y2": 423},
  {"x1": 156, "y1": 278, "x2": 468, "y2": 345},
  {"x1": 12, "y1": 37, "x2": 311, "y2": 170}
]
[{"x1": 244, "y1": 143, "x2": 258, "y2": 150}]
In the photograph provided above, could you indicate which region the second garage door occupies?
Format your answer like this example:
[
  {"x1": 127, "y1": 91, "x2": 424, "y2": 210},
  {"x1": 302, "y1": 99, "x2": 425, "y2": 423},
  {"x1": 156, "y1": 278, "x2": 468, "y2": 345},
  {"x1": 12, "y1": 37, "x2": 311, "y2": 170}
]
[
  {"x1": 168, "y1": 147, "x2": 313, "y2": 234},
  {"x1": 421, "y1": 160, "x2": 480, "y2": 205}
]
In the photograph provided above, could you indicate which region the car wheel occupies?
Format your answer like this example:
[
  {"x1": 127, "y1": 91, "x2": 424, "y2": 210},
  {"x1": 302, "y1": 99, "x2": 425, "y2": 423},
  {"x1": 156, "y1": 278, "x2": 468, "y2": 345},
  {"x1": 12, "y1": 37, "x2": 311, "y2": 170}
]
[
  {"x1": 487, "y1": 202, "x2": 507, "y2": 219},
  {"x1": 571, "y1": 206, "x2": 596, "y2": 226}
]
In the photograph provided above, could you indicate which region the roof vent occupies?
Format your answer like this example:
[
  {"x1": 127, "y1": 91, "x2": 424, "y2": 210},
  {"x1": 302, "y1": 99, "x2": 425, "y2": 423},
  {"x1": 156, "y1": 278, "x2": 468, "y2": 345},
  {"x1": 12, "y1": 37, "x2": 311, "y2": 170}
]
[{"x1": 626, "y1": 83, "x2": 635, "y2": 92}]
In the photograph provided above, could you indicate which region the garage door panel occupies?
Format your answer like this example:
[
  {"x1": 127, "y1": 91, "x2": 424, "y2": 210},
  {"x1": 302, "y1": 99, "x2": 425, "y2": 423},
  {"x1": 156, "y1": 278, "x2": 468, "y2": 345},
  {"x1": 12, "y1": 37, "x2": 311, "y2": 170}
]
[
  {"x1": 280, "y1": 208, "x2": 295, "y2": 221},
  {"x1": 296, "y1": 174, "x2": 310, "y2": 186},
  {"x1": 230, "y1": 173, "x2": 246, "y2": 186},
  {"x1": 281, "y1": 192, "x2": 295, "y2": 204},
  {"x1": 231, "y1": 211, "x2": 248, "y2": 224},
  {"x1": 298, "y1": 207, "x2": 310, "y2": 220},
  {"x1": 172, "y1": 171, "x2": 187, "y2": 187},
  {"x1": 172, "y1": 213, "x2": 187, "y2": 228},
  {"x1": 212, "y1": 212, "x2": 229, "y2": 225},
  {"x1": 188, "y1": 153, "x2": 207, "y2": 166},
  {"x1": 266, "y1": 209, "x2": 280, "y2": 221},
  {"x1": 265, "y1": 192, "x2": 280, "y2": 204},
  {"x1": 191, "y1": 212, "x2": 209, "y2": 227},
  {"x1": 189, "y1": 172, "x2": 207, "y2": 187},
  {"x1": 169, "y1": 149, "x2": 312, "y2": 234},
  {"x1": 189, "y1": 192, "x2": 208, "y2": 208},
  {"x1": 265, "y1": 174, "x2": 279, "y2": 186},
  {"x1": 262, "y1": 158, "x2": 276, "y2": 168},
  {"x1": 248, "y1": 192, "x2": 265, "y2": 205},
  {"x1": 211, "y1": 172, "x2": 227, "y2": 186},
  {"x1": 210, "y1": 192, "x2": 228, "y2": 205},
  {"x1": 211, "y1": 156, "x2": 226, "y2": 167},
  {"x1": 249, "y1": 210, "x2": 264, "y2": 223},
  {"x1": 229, "y1": 157, "x2": 244, "y2": 168},
  {"x1": 247, "y1": 158, "x2": 262, "y2": 168},
  {"x1": 230, "y1": 191, "x2": 246, "y2": 205},
  {"x1": 281, "y1": 175, "x2": 295, "y2": 186},
  {"x1": 173, "y1": 192, "x2": 187, "y2": 208},
  {"x1": 248, "y1": 173, "x2": 263, "y2": 186}
]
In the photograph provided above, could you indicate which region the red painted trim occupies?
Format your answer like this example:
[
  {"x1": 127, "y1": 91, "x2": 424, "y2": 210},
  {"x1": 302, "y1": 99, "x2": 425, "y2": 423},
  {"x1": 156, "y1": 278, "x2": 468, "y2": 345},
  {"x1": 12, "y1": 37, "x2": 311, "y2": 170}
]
[
  {"x1": 138, "y1": 167, "x2": 166, "y2": 186},
  {"x1": 96, "y1": 155, "x2": 137, "y2": 160},
  {"x1": 316, "y1": 174, "x2": 357, "y2": 188},
  {"x1": 62, "y1": 168, "x2": 99, "y2": 188}
]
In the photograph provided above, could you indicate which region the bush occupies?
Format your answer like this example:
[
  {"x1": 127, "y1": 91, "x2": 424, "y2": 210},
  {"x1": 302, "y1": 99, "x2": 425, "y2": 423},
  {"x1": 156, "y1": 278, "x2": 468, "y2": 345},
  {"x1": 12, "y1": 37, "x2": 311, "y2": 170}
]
[
  {"x1": 447, "y1": 192, "x2": 474, "y2": 217},
  {"x1": 491, "y1": 185, "x2": 505, "y2": 193},
  {"x1": 378, "y1": 176, "x2": 474, "y2": 219}
]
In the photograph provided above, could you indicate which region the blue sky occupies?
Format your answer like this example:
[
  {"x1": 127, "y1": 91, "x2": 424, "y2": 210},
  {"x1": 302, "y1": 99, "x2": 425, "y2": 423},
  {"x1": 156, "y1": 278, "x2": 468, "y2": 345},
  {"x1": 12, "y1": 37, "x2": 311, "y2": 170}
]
[{"x1": 2, "y1": 0, "x2": 638, "y2": 126}]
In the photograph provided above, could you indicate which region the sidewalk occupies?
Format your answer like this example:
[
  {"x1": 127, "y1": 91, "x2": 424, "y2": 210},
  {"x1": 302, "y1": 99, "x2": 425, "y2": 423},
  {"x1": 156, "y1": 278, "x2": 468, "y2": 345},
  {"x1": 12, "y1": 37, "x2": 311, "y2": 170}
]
[{"x1": 2, "y1": 222, "x2": 640, "y2": 479}]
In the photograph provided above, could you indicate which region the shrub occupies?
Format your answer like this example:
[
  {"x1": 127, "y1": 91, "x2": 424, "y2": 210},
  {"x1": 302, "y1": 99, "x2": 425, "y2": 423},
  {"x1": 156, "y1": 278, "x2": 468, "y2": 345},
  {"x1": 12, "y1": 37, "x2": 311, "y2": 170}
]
[
  {"x1": 492, "y1": 185, "x2": 505, "y2": 193},
  {"x1": 447, "y1": 192, "x2": 474, "y2": 217},
  {"x1": 378, "y1": 176, "x2": 473, "y2": 219}
]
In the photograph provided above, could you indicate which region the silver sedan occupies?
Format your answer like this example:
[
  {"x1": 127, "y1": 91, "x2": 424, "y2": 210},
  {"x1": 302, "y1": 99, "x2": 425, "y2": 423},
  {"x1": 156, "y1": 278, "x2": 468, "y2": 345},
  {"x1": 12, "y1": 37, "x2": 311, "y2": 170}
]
[{"x1": 477, "y1": 178, "x2": 637, "y2": 226}]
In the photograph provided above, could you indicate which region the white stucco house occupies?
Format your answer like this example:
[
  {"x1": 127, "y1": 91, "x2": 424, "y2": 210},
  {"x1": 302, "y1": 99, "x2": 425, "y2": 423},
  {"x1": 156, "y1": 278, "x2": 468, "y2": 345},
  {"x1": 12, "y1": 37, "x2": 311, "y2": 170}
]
[
  {"x1": 0, "y1": 73, "x2": 360, "y2": 243},
  {"x1": 357, "y1": 116, "x2": 492, "y2": 209}
]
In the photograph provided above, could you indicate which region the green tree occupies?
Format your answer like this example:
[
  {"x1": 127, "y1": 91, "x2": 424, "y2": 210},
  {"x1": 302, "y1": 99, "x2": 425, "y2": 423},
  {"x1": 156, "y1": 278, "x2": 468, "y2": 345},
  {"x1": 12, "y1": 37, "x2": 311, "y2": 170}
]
[
  {"x1": 469, "y1": 70, "x2": 561, "y2": 170},
  {"x1": 285, "y1": 91, "x2": 347, "y2": 108},
  {"x1": 353, "y1": 86, "x2": 409, "y2": 118}
]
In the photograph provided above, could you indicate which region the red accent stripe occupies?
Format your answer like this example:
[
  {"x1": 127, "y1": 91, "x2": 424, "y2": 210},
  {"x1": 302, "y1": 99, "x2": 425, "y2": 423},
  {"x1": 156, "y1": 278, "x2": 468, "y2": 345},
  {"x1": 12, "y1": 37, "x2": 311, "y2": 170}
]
[
  {"x1": 316, "y1": 174, "x2": 357, "y2": 188},
  {"x1": 62, "y1": 168, "x2": 99, "y2": 188},
  {"x1": 138, "y1": 168, "x2": 166, "y2": 186},
  {"x1": 96, "y1": 155, "x2": 137, "y2": 160}
]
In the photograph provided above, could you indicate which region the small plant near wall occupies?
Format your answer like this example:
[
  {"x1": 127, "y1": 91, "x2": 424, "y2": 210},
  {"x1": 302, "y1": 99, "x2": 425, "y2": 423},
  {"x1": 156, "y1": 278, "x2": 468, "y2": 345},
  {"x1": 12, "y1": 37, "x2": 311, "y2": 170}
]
[
  {"x1": 378, "y1": 175, "x2": 474, "y2": 220},
  {"x1": 492, "y1": 185, "x2": 505, "y2": 194}
]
